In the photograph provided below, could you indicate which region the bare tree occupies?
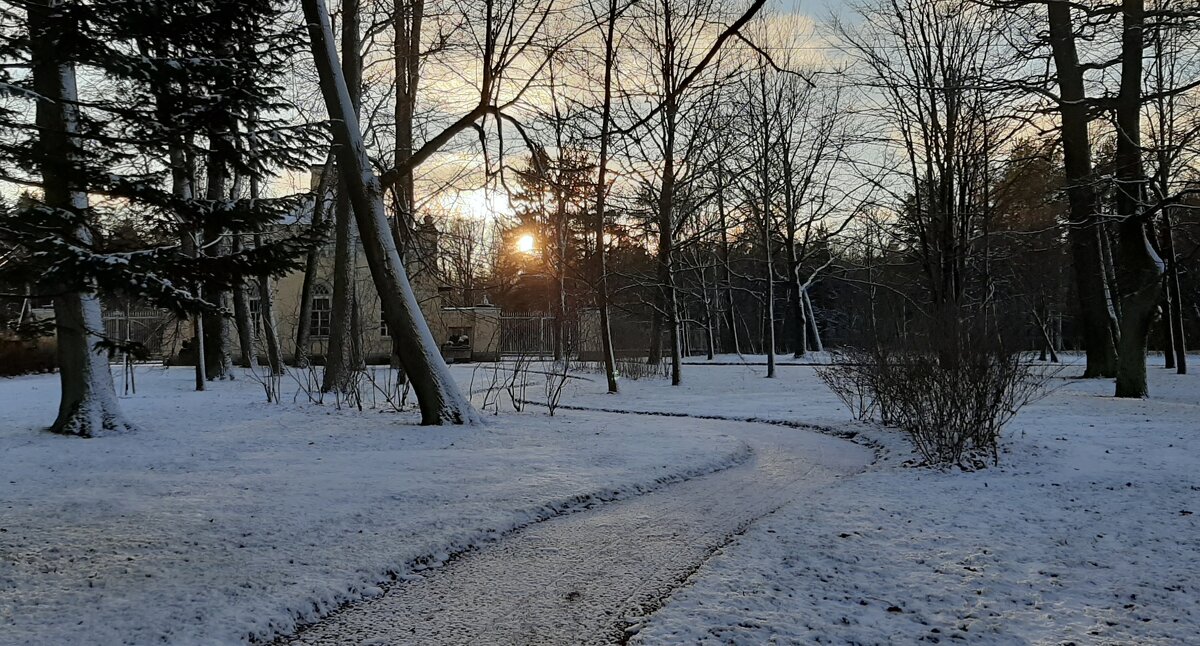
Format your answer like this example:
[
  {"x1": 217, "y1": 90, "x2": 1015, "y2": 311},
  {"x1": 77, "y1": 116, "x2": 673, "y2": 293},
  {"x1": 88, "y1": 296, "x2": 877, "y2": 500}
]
[
  {"x1": 1110, "y1": 0, "x2": 1164, "y2": 398},
  {"x1": 1044, "y1": 0, "x2": 1120, "y2": 378},
  {"x1": 587, "y1": 0, "x2": 622, "y2": 393},
  {"x1": 838, "y1": 0, "x2": 1015, "y2": 327},
  {"x1": 302, "y1": 0, "x2": 480, "y2": 424}
]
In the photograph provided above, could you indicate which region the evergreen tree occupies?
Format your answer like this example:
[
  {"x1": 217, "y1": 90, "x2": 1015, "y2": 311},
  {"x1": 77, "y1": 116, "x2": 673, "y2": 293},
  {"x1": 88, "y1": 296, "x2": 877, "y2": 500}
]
[{"x1": 0, "y1": 0, "x2": 323, "y2": 435}]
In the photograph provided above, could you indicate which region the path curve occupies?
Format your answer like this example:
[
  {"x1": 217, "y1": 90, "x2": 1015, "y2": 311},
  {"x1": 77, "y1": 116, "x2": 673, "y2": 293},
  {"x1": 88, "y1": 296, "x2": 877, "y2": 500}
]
[{"x1": 282, "y1": 414, "x2": 872, "y2": 646}]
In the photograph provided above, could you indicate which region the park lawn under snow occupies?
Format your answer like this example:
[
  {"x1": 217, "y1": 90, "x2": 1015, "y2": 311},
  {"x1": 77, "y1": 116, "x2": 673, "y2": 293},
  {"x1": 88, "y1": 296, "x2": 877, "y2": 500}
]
[
  {"x1": 561, "y1": 356, "x2": 1199, "y2": 645},
  {"x1": 0, "y1": 365, "x2": 749, "y2": 645}
]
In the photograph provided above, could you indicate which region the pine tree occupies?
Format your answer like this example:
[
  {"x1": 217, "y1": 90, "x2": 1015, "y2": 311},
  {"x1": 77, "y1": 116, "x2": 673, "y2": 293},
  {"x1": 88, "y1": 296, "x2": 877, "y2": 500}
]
[{"x1": 0, "y1": 0, "x2": 323, "y2": 435}]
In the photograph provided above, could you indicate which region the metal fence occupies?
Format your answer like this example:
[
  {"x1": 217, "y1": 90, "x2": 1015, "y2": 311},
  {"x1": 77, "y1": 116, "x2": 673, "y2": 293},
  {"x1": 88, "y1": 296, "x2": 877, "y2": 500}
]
[
  {"x1": 500, "y1": 313, "x2": 579, "y2": 357},
  {"x1": 102, "y1": 306, "x2": 175, "y2": 357}
]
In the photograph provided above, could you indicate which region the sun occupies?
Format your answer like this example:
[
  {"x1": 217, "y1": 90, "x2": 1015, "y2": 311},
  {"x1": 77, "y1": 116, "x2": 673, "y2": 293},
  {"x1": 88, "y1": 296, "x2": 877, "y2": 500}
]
[{"x1": 516, "y1": 233, "x2": 536, "y2": 254}]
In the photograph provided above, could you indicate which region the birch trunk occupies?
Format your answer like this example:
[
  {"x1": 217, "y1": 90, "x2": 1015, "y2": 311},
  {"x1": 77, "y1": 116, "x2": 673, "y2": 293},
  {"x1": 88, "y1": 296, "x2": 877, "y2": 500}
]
[
  {"x1": 302, "y1": 0, "x2": 479, "y2": 424},
  {"x1": 29, "y1": 0, "x2": 133, "y2": 436},
  {"x1": 803, "y1": 288, "x2": 823, "y2": 353}
]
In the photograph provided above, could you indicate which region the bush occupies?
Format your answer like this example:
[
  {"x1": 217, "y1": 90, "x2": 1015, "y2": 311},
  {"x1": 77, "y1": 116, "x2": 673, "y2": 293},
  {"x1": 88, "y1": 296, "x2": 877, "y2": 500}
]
[
  {"x1": 817, "y1": 320, "x2": 1055, "y2": 467},
  {"x1": 578, "y1": 356, "x2": 668, "y2": 382}
]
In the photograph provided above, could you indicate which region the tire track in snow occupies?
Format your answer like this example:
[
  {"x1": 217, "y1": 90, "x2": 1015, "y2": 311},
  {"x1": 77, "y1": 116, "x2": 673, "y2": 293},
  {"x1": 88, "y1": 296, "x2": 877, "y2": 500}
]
[{"x1": 280, "y1": 414, "x2": 872, "y2": 646}]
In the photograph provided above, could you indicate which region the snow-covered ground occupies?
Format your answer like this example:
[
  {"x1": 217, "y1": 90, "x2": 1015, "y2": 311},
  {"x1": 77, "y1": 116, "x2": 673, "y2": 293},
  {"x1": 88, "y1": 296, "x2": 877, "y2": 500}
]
[
  {"x1": 565, "y1": 356, "x2": 1199, "y2": 645},
  {"x1": 4, "y1": 355, "x2": 1197, "y2": 645},
  {"x1": 0, "y1": 365, "x2": 749, "y2": 645}
]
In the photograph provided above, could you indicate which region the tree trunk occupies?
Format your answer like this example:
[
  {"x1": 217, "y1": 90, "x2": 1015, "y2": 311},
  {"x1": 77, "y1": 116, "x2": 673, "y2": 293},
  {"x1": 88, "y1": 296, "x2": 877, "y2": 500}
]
[
  {"x1": 761, "y1": 218, "x2": 775, "y2": 378},
  {"x1": 755, "y1": 74, "x2": 776, "y2": 378},
  {"x1": 242, "y1": 119, "x2": 284, "y2": 375},
  {"x1": 322, "y1": 187, "x2": 359, "y2": 392},
  {"x1": 295, "y1": 155, "x2": 335, "y2": 367},
  {"x1": 804, "y1": 288, "x2": 823, "y2": 353},
  {"x1": 29, "y1": 0, "x2": 133, "y2": 436},
  {"x1": 302, "y1": 0, "x2": 479, "y2": 424},
  {"x1": 790, "y1": 282, "x2": 806, "y2": 358},
  {"x1": 322, "y1": 0, "x2": 363, "y2": 394},
  {"x1": 201, "y1": 32, "x2": 236, "y2": 381},
  {"x1": 391, "y1": 0, "x2": 422, "y2": 377},
  {"x1": 552, "y1": 192, "x2": 567, "y2": 361},
  {"x1": 591, "y1": 0, "x2": 620, "y2": 393},
  {"x1": 231, "y1": 234, "x2": 257, "y2": 368},
  {"x1": 1046, "y1": 1, "x2": 1118, "y2": 378},
  {"x1": 702, "y1": 272, "x2": 716, "y2": 361},
  {"x1": 1162, "y1": 278, "x2": 1176, "y2": 370},
  {"x1": 203, "y1": 262, "x2": 234, "y2": 380},
  {"x1": 1112, "y1": 0, "x2": 1163, "y2": 398},
  {"x1": 714, "y1": 153, "x2": 739, "y2": 356},
  {"x1": 655, "y1": 171, "x2": 681, "y2": 384},
  {"x1": 655, "y1": 14, "x2": 682, "y2": 386},
  {"x1": 1162, "y1": 211, "x2": 1187, "y2": 374}
]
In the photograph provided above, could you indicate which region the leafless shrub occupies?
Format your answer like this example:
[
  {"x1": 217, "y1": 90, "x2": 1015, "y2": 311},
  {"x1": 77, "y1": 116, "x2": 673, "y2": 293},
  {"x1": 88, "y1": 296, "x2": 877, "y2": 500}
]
[
  {"x1": 245, "y1": 360, "x2": 283, "y2": 404},
  {"x1": 288, "y1": 363, "x2": 326, "y2": 405},
  {"x1": 363, "y1": 365, "x2": 411, "y2": 412},
  {"x1": 542, "y1": 359, "x2": 573, "y2": 416},
  {"x1": 506, "y1": 352, "x2": 534, "y2": 412},
  {"x1": 815, "y1": 352, "x2": 878, "y2": 421},
  {"x1": 818, "y1": 319, "x2": 1057, "y2": 467},
  {"x1": 578, "y1": 356, "x2": 667, "y2": 382},
  {"x1": 470, "y1": 361, "x2": 505, "y2": 415},
  {"x1": 341, "y1": 369, "x2": 365, "y2": 411}
]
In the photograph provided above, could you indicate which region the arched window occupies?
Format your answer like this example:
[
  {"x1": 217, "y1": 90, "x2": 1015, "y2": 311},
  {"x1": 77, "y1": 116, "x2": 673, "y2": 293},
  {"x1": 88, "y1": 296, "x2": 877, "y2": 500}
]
[{"x1": 310, "y1": 284, "x2": 332, "y2": 338}]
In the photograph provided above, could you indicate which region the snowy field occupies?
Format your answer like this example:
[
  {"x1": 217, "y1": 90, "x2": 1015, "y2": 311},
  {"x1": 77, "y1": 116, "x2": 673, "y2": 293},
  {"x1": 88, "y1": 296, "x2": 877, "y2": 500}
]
[
  {"x1": 3, "y1": 355, "x2": 1197, "y2": 645},
  {"x1": 557, "y1": 356, "x2": 1199, "y2": 645},
  {"x1": 0, "y1": 365, "x2": 749, "y2": 645}
]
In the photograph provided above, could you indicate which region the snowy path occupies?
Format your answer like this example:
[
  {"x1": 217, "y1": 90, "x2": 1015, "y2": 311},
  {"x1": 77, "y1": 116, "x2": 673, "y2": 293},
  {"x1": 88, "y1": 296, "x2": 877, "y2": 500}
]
[{"x1": 282, "y1": 417, "x2": 872, "y2": 645}]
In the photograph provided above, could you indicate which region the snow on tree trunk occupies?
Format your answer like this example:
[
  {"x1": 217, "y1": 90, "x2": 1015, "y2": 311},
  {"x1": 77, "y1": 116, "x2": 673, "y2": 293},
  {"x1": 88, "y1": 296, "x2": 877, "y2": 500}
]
[
  {"x1": 804, "y1": 289, "x2": 823, "y2": 353},
  {"x1": 29, "y1": 0, "x2": 133, "y2": 436},
  {"x1": 50, "y1": 292, "x2": 134, "y2": 436},
  {"x1": 302, "y1": 0, "x2": 480, "y2": 424},
  {"x1": 256, "y1": 270, "x2": 285, "y2": 375}
]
